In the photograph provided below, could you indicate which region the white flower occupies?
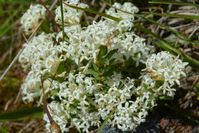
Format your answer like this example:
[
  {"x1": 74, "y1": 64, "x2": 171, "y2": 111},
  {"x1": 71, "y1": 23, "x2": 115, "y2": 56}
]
[
  {"x1": 19, "y1": 33, "x2": 54, "y2": 71},
  {"x1": 43, "y1": 72, "x2": 102, "y2": 132},
  {"x1": 106, "y1": 2, "x2": 138, "y2": 20},
  {"x1": 56, "y1": 25, "x2": 82, "y2": 41},
  {"x1": 21, "y1": 71, "x2": 42, "y2": 103},
  {"x1": 113, "y1": 90, "x2": 156, "y2": 131},
  {"x1": 55, "y1": 1, "x2": 88, "y2": 25},
  {"x1": 43, "y1": 101, "x2": 69, "y2": 133},
  {"x1": 21, "y1": 4, "x2": 46, "y2": 35},
  {"x1": 111, "y1": 32, "x2": 154, "y2": 63},
  {"x1": 106, "y1": 2, "x2": 139, "y2": 32},
  {"x1": 141, "y1": 51, "x2": 188, "y2": 96},
  {"x1": 95, "y1": 75, "x2": 135, "y2": 121},
  {"x1": 62, "y1": 20, "x2": 117, "y2": 64},
  {"x1": 43, "y1": 79, "x2": 52, "y2": 89},
  {"x1": 19, "y1": 32, "x2": 69, "y2": 103},
  {"x1": 45, "y1": 55, "x2": 61, "y2": 75}
]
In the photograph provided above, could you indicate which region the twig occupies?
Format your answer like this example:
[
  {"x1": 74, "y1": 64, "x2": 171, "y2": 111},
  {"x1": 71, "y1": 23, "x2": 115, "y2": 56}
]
[
  {"x1": 18, "y1": 121, "x2": 35, "y2": 133},
  {"x1": 4, "y1": 98, "x2": 14, "y2": 111},
  {"x1": 14, "y1": 89, "x2": 22, "y2": 104},
  {"x1": 0, "y1": 21, "x2": 40, "y2": 82},
  {"x1": 0, "y1": 49, "x2": 23, "y2": 81},
  {"x1": 41, "y1": 80, "x2": 61, "y2": 133},
  {"x1": 50, "y1": 0, "x2": 58, "y2": 10}
]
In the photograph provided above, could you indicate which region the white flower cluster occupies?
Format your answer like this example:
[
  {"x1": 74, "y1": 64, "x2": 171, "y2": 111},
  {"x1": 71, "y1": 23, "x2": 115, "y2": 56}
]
[
  {"x1": 19, "y1": 33, "x2": 68, "y2": 103},
  {"x1": 43, "y1": 72, "x2": 101, "y2": 132},
  {"x1": 55, "y1": 0, "x2": 88, "y2": 25},
  {"x1": 106, "y1": 2, "x2": 139, "y2": 31},
  {"x1": 111, "y1": 32, "x2": 154, "y2": 63},
  {"x1": 21, "y1": 4, "x2": 46, "y2": 35},
  {"x1": 114, "y1": 92, "x2": 156, "y2": 131},
  {"x1": 43, "y1": 72, "x2": 138, "y2": 132},
  {"x1": 140, "y1": 51, "x2": 188, "y2": 97},
  {"x1": 19, "y1": 1, "x2": 188, "y2": 132}
]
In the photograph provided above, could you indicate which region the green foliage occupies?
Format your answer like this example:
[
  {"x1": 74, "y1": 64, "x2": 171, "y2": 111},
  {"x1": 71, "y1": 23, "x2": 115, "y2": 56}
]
[
  {"x1": 0, "y1": 0, "x2": 34, "y2": 4},
  {"x1": 144, "y1": 12, "x2": 199, "y2": 20},
  {"x1": 0, "y1": 6, "x2": 23, "y2": 37},
  {"x1": 0, "y1": 127, "x2": 8, "y2": 133},
  {"x1": 98, "y1": 45, "x2": 108, "y2": 59},
  {"x1": 149, "y1": 0, "x2": 199, "y2": 7},
  {"x1": 86, "y1": 46, "x2": 118, "y2": 80},
  {"x1": 60, "y1": 0, "x2": 65, "y2": 40},
  {"x1": 0, "y1": 107, "x2": 43, "y2": 121}
]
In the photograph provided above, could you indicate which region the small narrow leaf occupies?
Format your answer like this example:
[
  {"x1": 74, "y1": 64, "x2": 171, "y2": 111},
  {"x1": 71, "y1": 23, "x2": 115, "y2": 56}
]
[
  {"x1": 0, "y1": 107, "x2": 43, "y2": 121},
  {"x1": 149, "y1": 1, "x2": 199, "y2": 7},
  {"x1": 98, "y1": 45, "x2": 108, "y2": 59},
  {"x1": 105, "y1": 49, "x2": 118, "y2": 59},
  {"x1": 86, "y1": 69, "x2": 100, "y2": 79},
  {"x1": 60, "y1": 0, "x2": 65, "y2": 40},
  {"x1": 143, "y1": 12, "x2": 199, "y2": 20}
]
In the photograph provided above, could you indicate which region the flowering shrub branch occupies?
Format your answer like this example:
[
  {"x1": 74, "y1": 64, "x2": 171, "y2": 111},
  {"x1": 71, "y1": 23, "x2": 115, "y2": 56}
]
[{"x1": 19, "y1": 0, "x2": 188, "y2": 132}]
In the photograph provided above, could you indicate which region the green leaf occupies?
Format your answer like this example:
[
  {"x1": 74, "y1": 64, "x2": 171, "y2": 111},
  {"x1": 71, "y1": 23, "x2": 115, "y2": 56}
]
[
  {"x1": 158, "y1": 95, "x2": 174, "y2": 101},
  {"x1": 98, "y1": 45, "x2": 108, "y2": 59},
  {"x1": 86, "y1": 69, "x2": 100, "y2": 79},
  {"x1": 143, "y1": 12, "x2": 199, "y2": 20},
  {"x1": 0, "y1": 107, "x2": 43, "y2": 121},
  {"x1": 57, "y1": 61, "x2": 67, "y2": 74},
  {"x1": 56, "y1": 59, "x2": 75, "y2": 75},
  {"x1": 92, "y1": 64, "x2": 99, "y2": 72},
  {"x1": 0, "y1": 0, "x2": 33, "y2": 4},
  {"x1": 60, "y1": 0, "x2": 65, "y2": 40},
  {"x1": 155, "y1": 80, "x2": 164, "y2": 88},
  {"x1": 149, "y1": 1, "x2": 199, "y2": 7},
  {"x1": 105, "y1": 49, "x2": 118, "y2": 59}
]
